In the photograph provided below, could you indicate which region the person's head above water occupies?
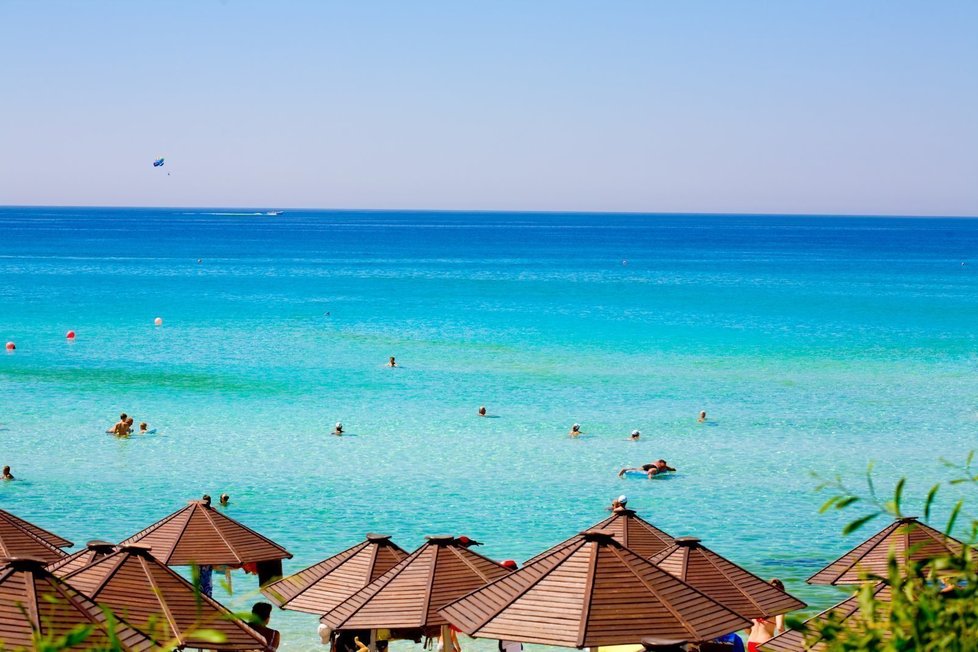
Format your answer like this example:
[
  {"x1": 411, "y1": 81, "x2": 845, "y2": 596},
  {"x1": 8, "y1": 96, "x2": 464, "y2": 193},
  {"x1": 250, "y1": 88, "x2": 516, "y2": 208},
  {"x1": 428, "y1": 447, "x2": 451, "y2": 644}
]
[
  {"x1": 120, "y1": 413, "x2": 127, "y2": 421},
  {"x1": 334, "y1": 422, "x2": 343, "y2": 430},
  {"x1": 572, "y1": 423, "x2": 580, "y2": 431},
  {"x1": 139, "y1": 422, "x2": 147, "y2": 430},
  {"x1": 388, "y1": 356, "x2": 396, "y2": 366},
  {"x1": 479, "y1": 406, "x2": 487, "y2": 416},
  {"x1": 201, "y1": 494, "x2": 212, "y2": 507},
  {"x1": 698, "y1": 410, "x2": 707, "y2": 421},
  {"x1": 1, "y1": 466, "x2": 12, "y2": 479},
  {"x1": 220, "y1": 493, "x2": 230, "y2": 506},
  {"x1": 126, "y1": 417, "x2": 134, "y2": 425},
  {"x1": 631, "y1": 429, "x2": 640, "y2": 439}
]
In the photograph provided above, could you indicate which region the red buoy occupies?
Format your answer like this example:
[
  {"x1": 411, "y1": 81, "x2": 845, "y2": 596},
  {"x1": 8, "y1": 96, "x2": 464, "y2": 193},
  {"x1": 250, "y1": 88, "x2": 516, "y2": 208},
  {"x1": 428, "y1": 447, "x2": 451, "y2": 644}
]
[
  {"x1": 66, "y1": 330, "x2": 76, "y2": 340},
  {"x1": 4, "y1": 342, "x2": 14, "y2": 351}
]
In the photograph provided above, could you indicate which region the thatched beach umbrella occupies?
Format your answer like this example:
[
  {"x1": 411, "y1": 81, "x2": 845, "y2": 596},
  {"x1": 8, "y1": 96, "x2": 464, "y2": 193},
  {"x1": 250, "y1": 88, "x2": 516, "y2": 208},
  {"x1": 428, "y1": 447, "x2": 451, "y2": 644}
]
[
  {"x1": 649, "y1": 537, "x2": 806, "y2": 619},
  {"x1": 440, "y1": 530, "x2": 751, "y2": 648},
  {"x1": 120, "y1": 499, "x2": 292, "y2": 585},
  {"x1": 525, "y1": 506, "x2": 674, "y2": 565},
  {"x1": 48, "y1": 540, "x2": 117, "y2": 577},
  {"x1": 0, "y1": 508, "x2": 72, "y2": 564},
  {"x1": 320, "y1": 535, "x2": 511, "y2": 645},
  {"x1": 760, "y1": 583, "x2": 892, "y2": 652},
  {"x1": 0, "y1": 557, "x2": 154, "y2": 651},
  {"x1": 808, "y1": 516, "x2": 964, "y2": 585},
  {"x1": 261, "y1": 533, "x2": 408, "y2": 615},
  {"x1": 61, "y1": 544, "x2": 269, "y2": 651}
]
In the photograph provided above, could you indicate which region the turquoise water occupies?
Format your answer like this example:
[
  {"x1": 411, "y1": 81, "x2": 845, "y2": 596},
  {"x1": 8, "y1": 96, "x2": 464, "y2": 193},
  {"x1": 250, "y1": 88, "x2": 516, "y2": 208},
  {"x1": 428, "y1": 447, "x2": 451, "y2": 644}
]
[{"x1": 2, "y1": 208, "x2": 977, "y2": 649}]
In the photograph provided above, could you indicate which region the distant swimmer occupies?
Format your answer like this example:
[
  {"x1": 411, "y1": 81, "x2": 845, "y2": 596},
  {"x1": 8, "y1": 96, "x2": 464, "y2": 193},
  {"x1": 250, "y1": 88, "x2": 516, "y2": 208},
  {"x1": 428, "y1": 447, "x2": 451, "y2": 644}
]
[
  {"x1": 108, "y1": 413, "x2": 130, "y2": 437},
  {"x1": 332, "y1": 422, "x2": 344, "y2": 436},
  {"x1": 125, "y1": 417, "x2": 134, "y2": 435},
  {"x1": 569, "y1": 423, "x2": 582, "y2": 437},
  {"x1": 220, "y1": 493, "x2": 230, "y2": 507},
  {"x1": 1, "y1": 466, "x2": 13, "y2": 481},
  {"x1": 622, "y1": 259, "x2": 628, "y2": 266},
  {"x1": 387, "y1": 356, "x2": 397, "y2": 367},
  {"x1": 197, "y1": 258, "x2": 202, "y2": 264},
  {"x1": 139, "y1": 422, "x2": 150, "y2": 434},
  {"x1": 478, "y1": 406, "x2": 487, "y2": 417},
  {"x1": 609, "y1": 494, "x2": 628, "y2": 512},
  {"x1": 698, "y1": 410, "x2": 707, "y2": 423},
  {"x1": 629, "y1": 429, "x2": 640, "y2": 441},
  {"x1": 618, "y1": 459, "x2": 675, "y2": 479}
]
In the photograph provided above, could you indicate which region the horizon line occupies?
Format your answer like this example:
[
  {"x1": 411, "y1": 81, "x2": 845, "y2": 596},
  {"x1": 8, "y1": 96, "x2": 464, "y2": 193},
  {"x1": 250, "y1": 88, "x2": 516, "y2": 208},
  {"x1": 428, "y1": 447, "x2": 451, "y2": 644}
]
[{"x1": 1, "y1": 204, "x2": 976, "y2": 220}]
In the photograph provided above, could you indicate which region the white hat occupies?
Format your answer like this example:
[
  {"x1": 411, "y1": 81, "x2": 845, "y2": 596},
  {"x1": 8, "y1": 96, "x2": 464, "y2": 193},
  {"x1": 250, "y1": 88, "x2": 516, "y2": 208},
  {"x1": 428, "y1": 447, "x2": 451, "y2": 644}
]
[
  {"x1": 573, "y1": 423, "x2": 580, "y2": 429},
  {"x1": 617, "y1": 495, "x2": 628, "y2": 505},
  {"x1": 631, "y1": 429, "x2": 640, "y2": 436},
  {"x1": 335, "y1": 422, "x2": 342, "y2": 428}
]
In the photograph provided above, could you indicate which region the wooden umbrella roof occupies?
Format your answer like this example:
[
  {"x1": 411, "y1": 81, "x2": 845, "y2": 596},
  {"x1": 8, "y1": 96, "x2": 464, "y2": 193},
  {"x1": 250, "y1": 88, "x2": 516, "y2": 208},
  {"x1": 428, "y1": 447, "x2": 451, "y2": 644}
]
[
  {"x1": 61, "y1": 544, "x2": 268, "y2": 651},
  {"x1": 808, "y1": 517, "x2": 964, "y2": 585},
  {"x1": 261, "y1": 533, "x2": 408, "y2": 615},
  {"x1": 0, "y1": 509, "x2": 72, "y2": 564},
  {"x1": 48, "y1": 540, "x2": 117, "y2": 577},
  {"x1": 119, "y1": 500, "x2": 292, "y2": 566},
  {"x1": 439, "y1": 530, "x2": 751, "y2": 648},
  {"x1": 320, "y1": 535, "x2": 512, "y2": 631},
  {"x1": 524, "y1": 507, "x2": 675, "y2": 566},
  {"x1": 649, "y1": 537, "x2": 806, "y2": 619},
  {"x1": 760, "y1": 583, "x2": 892, "y2": 652},
  {"x1": 0, "y1": 557, "x2": 154, "y2": 651}
]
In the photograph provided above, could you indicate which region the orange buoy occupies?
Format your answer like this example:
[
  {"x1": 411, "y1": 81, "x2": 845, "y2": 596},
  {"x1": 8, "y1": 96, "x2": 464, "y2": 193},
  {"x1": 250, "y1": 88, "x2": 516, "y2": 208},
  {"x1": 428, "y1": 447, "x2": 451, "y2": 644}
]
[
  {"x1": 66, "y1": 330, "x2": 76, "y2": 340},
  {"x1": 154, "y1": 317, "x2": 163, "y2": 326},
  {"x1": 4, "y1": 342, "x2": 14, "y2": 351}
]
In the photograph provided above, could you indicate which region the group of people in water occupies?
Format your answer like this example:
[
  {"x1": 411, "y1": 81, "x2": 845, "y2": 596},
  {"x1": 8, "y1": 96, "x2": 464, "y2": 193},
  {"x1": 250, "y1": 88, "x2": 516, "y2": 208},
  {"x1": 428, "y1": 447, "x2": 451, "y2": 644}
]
[{"x1": 106, "y1": 413, "x2": 152, "y2": 438}]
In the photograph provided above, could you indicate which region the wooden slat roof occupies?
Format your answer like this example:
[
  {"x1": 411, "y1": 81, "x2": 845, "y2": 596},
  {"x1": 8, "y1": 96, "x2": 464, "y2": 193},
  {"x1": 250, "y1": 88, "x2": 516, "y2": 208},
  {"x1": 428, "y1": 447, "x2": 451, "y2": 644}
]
[
  {"x1": 261, "y1": 533, "x2": 408, "y2": 615},
  {"x1": 649, "y1": 537, "x2": 806, "y2": 619},
  {"x1": 440, "y1": 530, "x2": 751, "y2": 648},
  {"x1": 47, "y1": 540, "x2": 117, "y2": 577},
  {"x1": 807, "y1": 517, "x2": 964, "y2": 585},
  {"x1": 760, "y1": 583, "x2": 892, "y2": 652},
  {"x1": 0, "y1": 509, "x2": 71, "y2": 564},
  {"x1": 119, "y1": 500, "x2": 292, "y2": 566},
  {"x1": 524, "y1": 508, "x2": 675, "y2": 566},
  {"x1": 61, "y1": 545, "x2": 269, "y2": 651},
  {"x1": 0, "y1": 557, "x2": 154, "y2": 651},
  {"x1": 320, "y1": 535, "x2": 511, "y2": 631}
]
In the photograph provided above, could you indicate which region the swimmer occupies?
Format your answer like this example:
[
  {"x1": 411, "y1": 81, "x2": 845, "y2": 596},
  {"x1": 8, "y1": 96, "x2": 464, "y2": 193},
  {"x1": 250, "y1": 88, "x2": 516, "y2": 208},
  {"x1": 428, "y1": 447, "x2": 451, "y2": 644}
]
[
  {"x1": 332, "y1": 422, "x2": 344, "y2": 436},
  {"x1": 698, "y1": 410, "x2": 707, "y2": 423},
  {"x1": 107, "y1": 413, "x2": 127, "y2": 435},
  {"x1": 220, "y1": 493, "x2": 230, "y2": 507},
  {"x1": 197, "y1": 258, "x2": 202, "y2": 264},
  {"x1": 629, "y1": 429, "x2": 640, "y2": 441},
  {"x1": 125, "y1": 417, "x2": 134, "y2": 435},
  {"x1": 139, "y1": 422, "x2": 149, "y2": 434},
  {"x1": 569, "y1": 423, "x2": 582, "y2": 437},
  {"x1": 478, "y1": 406, "x2": 487, "y2": 417},
  {"x1": 202, "y1": 494, "x2": 212, "y2": 507},
  {"x1": 618, "y1": 459, "x2": 676, "y2": 479},
  {"x1": 1, "y1": 466, "x2": 13, "y2": 481},
  {"x1": 609, "y1": 494, "x2": 628, "y2": 512},
  {"x1": 387, "y1": 356, "x2": 397, "y2": 367}
]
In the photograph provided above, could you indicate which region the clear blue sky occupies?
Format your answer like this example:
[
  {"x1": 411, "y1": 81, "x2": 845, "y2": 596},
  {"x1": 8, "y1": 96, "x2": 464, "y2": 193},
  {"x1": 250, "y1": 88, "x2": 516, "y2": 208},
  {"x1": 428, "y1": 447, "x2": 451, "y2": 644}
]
[{"x1": 2, "y1": 1, "x2": 976, "y2": 215}]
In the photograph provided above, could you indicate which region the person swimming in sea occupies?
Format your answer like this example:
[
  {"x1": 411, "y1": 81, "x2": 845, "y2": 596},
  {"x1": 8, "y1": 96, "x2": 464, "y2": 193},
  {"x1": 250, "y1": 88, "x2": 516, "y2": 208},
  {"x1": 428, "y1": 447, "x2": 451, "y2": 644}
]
[
  {"x1": 107, "y1": 413, "x2": 128, "y2": 436},
  {"x1": 387, "y1": 356, "x2": 397, "y2": 367},
  {"x1": 332, "y1": 422, "x2": 344, "y2": 436},
  {"x1": 629, "y1": 429, "x2": 640, "y2": 441},
  {"x1": 478, "y1": 406, "x2": 487, "y2": 417},
  {"x1": 618, "y1": 459, "x2": 675, "y2": 478},
  {"x1": 220, "y1": 493, "x2": 230, "y2": 507},
  {"x1": 1, "y1": 466, "x2": 13, "y2": 481},
  {"x1": 569, "y1": 423, "x2": 582, "y2": 437},
  {"x1": 139, "y1": 422, "x2": 152, "y2": 434},
  {"x1": 698, "y1": 410, "x2": 707, "y2": 423},
  {"x1": 608, "y1": 494, "x2": 628, "y2": 512}
]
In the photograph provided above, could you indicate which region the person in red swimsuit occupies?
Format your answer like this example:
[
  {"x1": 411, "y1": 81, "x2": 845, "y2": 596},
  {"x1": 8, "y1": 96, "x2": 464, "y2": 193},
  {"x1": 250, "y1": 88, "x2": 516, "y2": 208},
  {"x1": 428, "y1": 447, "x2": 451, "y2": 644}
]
[{"x1": 745, "y1": 578, "x2": 786, "y2": 651}]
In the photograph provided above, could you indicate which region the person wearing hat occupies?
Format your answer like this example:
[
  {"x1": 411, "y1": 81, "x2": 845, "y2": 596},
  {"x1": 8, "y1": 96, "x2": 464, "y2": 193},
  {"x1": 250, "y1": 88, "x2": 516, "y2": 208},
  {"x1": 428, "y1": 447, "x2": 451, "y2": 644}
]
[
  {"x1": 609, "y1": 495, "x2": 628, "y2": 512},
  {"x1": 629, "y1": 429, "x2": 641, "y2": 441},
  {"x1": 569, "y1": 423, "x2": 582, "y2": 437},
  {"x1": 332, "y1": 422, "x2": 344, "y2": 436}
]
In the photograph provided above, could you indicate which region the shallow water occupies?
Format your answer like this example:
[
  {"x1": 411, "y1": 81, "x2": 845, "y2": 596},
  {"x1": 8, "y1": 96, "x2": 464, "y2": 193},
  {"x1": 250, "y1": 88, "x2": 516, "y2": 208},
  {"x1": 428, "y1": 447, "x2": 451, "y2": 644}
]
[{"x1": 1, "y1": 208, "x2": 977, "y2": 649}]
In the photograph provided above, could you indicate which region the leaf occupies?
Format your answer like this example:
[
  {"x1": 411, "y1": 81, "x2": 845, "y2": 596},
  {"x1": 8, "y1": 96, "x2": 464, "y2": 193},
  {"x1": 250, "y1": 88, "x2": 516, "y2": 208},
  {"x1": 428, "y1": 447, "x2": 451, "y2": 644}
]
[
  {"x1": 865, "y1": 461, "x2": 877, "y2": 500},
  {"x1": 924, "y1": 485, "x2": 940, "y2": 522},
  {"x1": 893, "y1": 478, "x2": 905, "y2": 516},
  {"x1": 188, "y1": 628, "x2": 228, "y2": 644},
  {"x1": 843, "y1": 512, "x2": 881, "y2": 536},
  {"x1": 946, "y1": 500, "x2": 963, "y2": 537}
]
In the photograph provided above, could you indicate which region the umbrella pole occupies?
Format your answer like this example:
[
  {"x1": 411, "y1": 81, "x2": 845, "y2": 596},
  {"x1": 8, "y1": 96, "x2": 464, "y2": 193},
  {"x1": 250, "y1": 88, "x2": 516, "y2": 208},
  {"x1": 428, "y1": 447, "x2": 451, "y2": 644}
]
[
  {"x1": 369, "y1": 629, "x2": 377, "y2": 652},
  {"x1": 441, "y1": 625, "x2": 452, "y2": 652}
]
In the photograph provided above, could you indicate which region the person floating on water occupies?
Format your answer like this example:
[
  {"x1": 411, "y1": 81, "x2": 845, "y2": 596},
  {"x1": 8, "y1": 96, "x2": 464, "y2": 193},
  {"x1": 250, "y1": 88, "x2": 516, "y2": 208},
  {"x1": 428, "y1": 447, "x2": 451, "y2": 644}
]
[
  {"x1": 629, "y1": 429, "x2": 640, "y2": 441},
  {"x1": 387, "y1": 356, "x2": 397, "y2": 367},
  {"x1": 698, "y1": 410, "x2": 707, "y2": 423},
  {"x1": 1, "y1": 466, "x2": 13, "y2": 481},
  {"x1": 332, "y1": 422, "x2": 344, "y2": 436},
  {"x1": 618, "y1": 459, "x2": 675, "y2": 479},
  {"x1": 478, "y1": 406, "x2": 487, "y2": 417}
]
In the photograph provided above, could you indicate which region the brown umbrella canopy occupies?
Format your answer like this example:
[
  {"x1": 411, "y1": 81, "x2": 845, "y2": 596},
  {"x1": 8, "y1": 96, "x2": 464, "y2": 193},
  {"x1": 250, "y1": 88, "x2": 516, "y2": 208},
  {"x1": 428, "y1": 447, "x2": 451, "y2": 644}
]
[
  {"x1": 0, "y1": 557, "x2": 154, "y2": 651},
  {"x1": 48, "y1": 540, "x2": 117, "y2": 577},
  {"x1": 808, "y1": 517, "x2": 964, "y2": 585},
  {"x1": 119, "y1": 499, "x2": 291, "y2": 566},
  {"x1": 524, "y1": 507, "x2": 674, "y2": 565},
  {"x1": 760, "y1": 583, "x2": 892, "y2": 652},
  {"x1": 0, "y1": 509, "x2": 72, "y2": 564},
  {"x1": 61, "y1": 545, "x2": 268, "y2": 651},
  {"x1": 320, "y1": 535, "x2": 511, "y2": 631},
  {"x1": 650, "y1": 537, "x2": 806, "y2": 619},
  {"x1": 262, "y1": 533, "x2": 408, "y2": 615},
  {"x1": 440, "y1": 530, "x2": 751, "y2": 648}
]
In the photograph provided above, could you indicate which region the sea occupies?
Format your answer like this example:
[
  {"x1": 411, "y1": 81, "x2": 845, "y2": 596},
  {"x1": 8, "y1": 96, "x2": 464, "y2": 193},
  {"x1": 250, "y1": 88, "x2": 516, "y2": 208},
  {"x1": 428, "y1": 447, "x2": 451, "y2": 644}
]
[{"x1": 1, "y1": 207, "x2": 977, "y2": 650}]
